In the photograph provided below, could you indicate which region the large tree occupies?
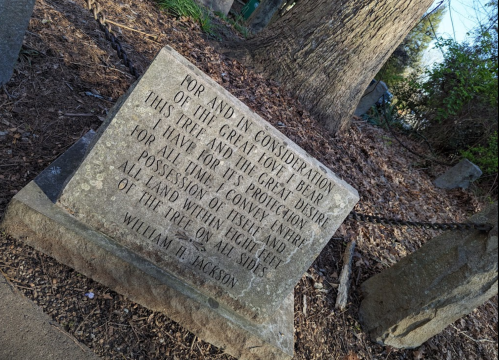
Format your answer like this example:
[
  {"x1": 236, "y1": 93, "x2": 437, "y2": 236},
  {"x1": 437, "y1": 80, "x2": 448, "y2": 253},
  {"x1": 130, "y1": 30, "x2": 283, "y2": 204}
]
[{"x1": 224, "y1": 0, "x2": 435, "y2": 134}]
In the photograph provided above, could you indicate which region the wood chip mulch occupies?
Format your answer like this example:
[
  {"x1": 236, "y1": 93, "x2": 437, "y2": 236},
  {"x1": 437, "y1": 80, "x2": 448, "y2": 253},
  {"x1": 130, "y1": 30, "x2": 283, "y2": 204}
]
[{"x1": 0, "y1": 0, "x2": 497, "y2": 359}]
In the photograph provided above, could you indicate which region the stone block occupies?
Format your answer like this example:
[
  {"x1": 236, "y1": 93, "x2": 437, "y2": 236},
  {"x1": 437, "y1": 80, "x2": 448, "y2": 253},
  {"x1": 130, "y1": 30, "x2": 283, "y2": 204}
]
[
  {"x1": 2, "y1": 46, "x2": 359, "y2": 359},
  {"x1": 56, "y1": 46, "x2": 359, "y2": 322},
  {"x1": 0, "y1": 0, "x2": 36, "y2": 86},
  {"x1": 196, "y1": 0, "x2": 234, "y2": 15},
  {"x1": 359, "y1": 203, "x2": 498, "y2": 349},
  {"x1": 2, "y1": 181, "x2": 294, "y2": 360},
  {"x1": 434, "y1": 159, "x2": 483, "y2": 189},
  {"x1": 354, "y1": 80, "x2": 388, "y2": 116}
]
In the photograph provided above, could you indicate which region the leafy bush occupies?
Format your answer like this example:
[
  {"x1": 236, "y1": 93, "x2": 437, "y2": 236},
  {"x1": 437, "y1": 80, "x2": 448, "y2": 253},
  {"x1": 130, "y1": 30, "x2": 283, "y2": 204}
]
[
  {"x1": 392, "y1": 32, "x2": 498, "y2": 156},
  {"x1": 425, "y1": 36, "x2": 498, "y2": 122},
  {"x1": 461, "y1": 132, "x2": 498, "y2": 175}
]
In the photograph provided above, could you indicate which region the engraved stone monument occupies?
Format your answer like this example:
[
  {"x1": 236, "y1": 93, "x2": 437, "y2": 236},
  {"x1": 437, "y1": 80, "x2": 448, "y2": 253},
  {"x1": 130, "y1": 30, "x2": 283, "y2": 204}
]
[{"x1": 2, "y1": 46, "x2": 359, "y2": 359}]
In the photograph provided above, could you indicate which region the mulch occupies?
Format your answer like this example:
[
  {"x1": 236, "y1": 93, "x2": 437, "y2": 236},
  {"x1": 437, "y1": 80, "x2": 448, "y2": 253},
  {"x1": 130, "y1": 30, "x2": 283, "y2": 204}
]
[{"x1": 0, "y1": 0, "x2": 497, "y2": 359}]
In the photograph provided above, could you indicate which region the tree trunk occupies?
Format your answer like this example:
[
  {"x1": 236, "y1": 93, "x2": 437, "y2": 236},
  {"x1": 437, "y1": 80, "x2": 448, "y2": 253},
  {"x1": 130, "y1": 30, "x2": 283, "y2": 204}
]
[
  {"x1": 228, "y1": 0, "x2": 435, "y2": 134},
  {"x1": 246, "y1": 0, "x2": 286, "y2": 33}
]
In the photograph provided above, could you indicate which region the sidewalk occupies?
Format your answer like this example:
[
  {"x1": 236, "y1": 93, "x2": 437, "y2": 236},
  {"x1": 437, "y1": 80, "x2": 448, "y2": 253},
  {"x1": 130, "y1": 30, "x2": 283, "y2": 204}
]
[{"x1": 0, "y1": 273, "x2": 100, "y2": 360}]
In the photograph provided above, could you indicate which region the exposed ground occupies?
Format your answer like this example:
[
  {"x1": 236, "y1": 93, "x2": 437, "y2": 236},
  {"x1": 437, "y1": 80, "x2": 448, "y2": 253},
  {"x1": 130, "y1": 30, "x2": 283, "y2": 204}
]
[{"x1": 0, "y1": 0, "x2": 497, "y2": 359}]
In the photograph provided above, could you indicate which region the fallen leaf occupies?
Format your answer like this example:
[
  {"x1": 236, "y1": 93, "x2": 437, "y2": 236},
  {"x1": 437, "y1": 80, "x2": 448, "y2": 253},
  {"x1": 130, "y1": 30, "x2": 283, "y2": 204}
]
[{"x1": 341, "y1": 352, "x2": 360, "y2": 360}]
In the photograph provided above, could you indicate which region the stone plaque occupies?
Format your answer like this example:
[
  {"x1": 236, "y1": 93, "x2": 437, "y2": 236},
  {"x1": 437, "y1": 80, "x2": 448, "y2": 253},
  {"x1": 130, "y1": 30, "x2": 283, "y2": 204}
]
[{"x1": 57, "y1": 46, "x2": 358, "y2": 320}]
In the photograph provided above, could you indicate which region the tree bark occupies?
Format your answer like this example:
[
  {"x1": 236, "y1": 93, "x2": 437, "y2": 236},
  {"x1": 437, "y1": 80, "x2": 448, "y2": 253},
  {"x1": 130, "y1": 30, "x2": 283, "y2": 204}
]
[{"x1": 228, "y1": 0, "x2": 435, "y2": 134}]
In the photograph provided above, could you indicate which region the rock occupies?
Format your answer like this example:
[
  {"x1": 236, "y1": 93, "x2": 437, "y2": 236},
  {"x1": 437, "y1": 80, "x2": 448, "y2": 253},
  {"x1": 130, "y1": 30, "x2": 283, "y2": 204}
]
[
  {"x1": 354, "y1": 80, "x2": 389, "y2": 116},
  {"x1": 195, "y1": 0, "x2": 234, "y2": 15},
  {"x1": 359, "y1": 203, "x2": 498, "y2": 349},
  {"x1": 434, "y1": 159, "x2": 483, "y2": 189},
  {"x1": 0, "y1": 0, "x2": 36, "y2": 86},
  {"x1": 2, "y1": 46, "x2": 359, "y2": 360}
]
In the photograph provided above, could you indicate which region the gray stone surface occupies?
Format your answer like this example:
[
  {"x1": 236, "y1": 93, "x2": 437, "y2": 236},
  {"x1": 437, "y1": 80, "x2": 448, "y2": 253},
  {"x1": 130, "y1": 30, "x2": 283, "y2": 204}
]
[
  {"x1": 196, "y1": 0, "x2": 234, "y2": 15},
  {"x1": 359, "y1": 203, "x2": 498, "y2": 349},
  {"x1": 0, "y1": 46, "x2": 359, "y2": 359},
  {"x1": 0, "y1": 0, "x2": 36, "y2": 86},
  {"x1": 35, "y1": 130, "x2": 96, "y2": 202},
  {"x1": 1, "y1": 181, "x2": 294, "y2": 360},
  {"x1": 57, "y1": 46, "x2": 359, "y2": 321},
  {"x1": 434, "y1": 159, "x2": 483, "y2": 189},
  {"x1": 0, "y1": 272, "x2": 100, "y2": 360},
  {"x1": 354, "y1": 80, "x2": 388, "y2": 116}
]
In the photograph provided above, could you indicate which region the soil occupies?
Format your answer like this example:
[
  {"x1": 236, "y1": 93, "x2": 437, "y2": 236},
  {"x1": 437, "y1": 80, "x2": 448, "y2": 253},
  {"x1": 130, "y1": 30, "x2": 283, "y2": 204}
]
[{"x1": 0, "y1": 0, "x2": 497, "y2": 359}]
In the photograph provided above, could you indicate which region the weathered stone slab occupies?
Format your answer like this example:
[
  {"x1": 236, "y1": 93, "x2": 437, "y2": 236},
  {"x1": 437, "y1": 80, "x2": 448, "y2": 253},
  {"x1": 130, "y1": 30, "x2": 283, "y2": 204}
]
[
  {"x1": 359, "y1": 203, "x2": 498, "y2": 349},
  {"x1": 2, "y1": 45, "x2": 358, "y2": 359},
  {"x1": 0, "y1": 0, "x2": 36, "y2": 86},
  {"x1": 56, "y1": 46, "x2": 359, "y2": 321},
  {"x1": 434, "y1": 159, "x2": 483, "y2": 189},
  {"x1": 2, "y1": 180, "x2": 294, "y2": 360},
  {"x1": 196, "y1": 0, "x2": 234, "y2": 15},
  {"x1": 354, "y1": 80, "x2": 388, "y2": 116}
]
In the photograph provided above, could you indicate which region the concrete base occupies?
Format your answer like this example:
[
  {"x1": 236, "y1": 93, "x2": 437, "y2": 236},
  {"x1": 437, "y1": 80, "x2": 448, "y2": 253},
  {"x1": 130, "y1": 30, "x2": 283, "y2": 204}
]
[
  {"x1": 0, "y1": 134, "x2": 294, "y2": 360},
  {"x1": 1, "y1": 181, "x2": 294, "y2": 360}
]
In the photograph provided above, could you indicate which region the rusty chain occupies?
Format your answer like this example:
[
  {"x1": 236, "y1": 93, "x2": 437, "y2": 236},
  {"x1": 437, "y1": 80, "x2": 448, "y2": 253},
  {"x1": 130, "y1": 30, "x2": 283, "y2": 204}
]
[
  {"x1": 347, "y1": 211, "x2": 493, "y2": 232},
  {"x1": 82, "y1": 1, "x2": 493, "y2": 234},
  {"x1": 85, "y1": 0, "x2": 140, "y2": 78}
]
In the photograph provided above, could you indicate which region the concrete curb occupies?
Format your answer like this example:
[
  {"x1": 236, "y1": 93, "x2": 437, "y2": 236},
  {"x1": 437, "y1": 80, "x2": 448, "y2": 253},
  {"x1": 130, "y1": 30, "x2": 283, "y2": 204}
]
[{"x1": 0, "y1": 272, "x2": 100, "y2": 360}]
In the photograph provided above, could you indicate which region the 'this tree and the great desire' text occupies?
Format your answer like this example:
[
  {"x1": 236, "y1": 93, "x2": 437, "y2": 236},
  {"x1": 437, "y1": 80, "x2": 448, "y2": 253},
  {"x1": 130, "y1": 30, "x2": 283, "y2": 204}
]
[{"x1": 111, "y1": 73, "x2": 337, "y2": 291}]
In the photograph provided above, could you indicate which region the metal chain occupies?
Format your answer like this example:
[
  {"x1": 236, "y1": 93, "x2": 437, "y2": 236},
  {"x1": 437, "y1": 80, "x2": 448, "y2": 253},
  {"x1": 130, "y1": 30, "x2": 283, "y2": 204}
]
[
  {"x1": 85, "y1": 0, "x2": 140, "y2": 78},
  {"x1": 347, "y1": 211, "x2": 493, "y2": 232},
  {"x1": 83, "y1": 1, "x2": 492, "y2": 235}
]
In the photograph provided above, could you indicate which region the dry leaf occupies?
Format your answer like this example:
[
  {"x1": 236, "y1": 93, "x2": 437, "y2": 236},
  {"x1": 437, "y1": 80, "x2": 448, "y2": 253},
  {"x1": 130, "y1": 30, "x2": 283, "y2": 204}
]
[{"x1": 341, "y1": 352, "x2": 360, "y2": 360}]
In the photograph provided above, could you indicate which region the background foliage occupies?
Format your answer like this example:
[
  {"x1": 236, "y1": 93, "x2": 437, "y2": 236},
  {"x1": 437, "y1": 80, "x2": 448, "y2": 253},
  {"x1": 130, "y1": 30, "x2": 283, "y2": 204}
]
[
  {"x1": 376, "y1": 5, "x2": 446, "y2": 87},
  {"x1": 374, "y1": 0, "x2": 498, "y2": 190}
]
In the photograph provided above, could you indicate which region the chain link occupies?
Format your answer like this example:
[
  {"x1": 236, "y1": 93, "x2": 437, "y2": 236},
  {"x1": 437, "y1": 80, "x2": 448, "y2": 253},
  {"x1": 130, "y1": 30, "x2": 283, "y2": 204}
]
[
  {"x1": 85, "y1": 0, "x2": 140, "y2": 78},
  {"x1": 348, "y1": 211, "x2": 493, "y2": 232},
  {"x1": 83, "y1": 1, "x2": 493, "y2": 235}
]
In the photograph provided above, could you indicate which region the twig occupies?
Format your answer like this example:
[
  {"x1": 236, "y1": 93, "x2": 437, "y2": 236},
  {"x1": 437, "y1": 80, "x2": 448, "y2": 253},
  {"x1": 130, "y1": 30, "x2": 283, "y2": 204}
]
[
  {"x1": 2, "y1": 85, "x2": 16, "y2": 99},
  {"x1": 128, "y1": 321, "x2": 141, "y2": 342},
  {"x1": 486, "y1": 173, "x2": 498, "y2": 196},
  {"x1": 63, "y1": 113, "x2": 97, "y2": 117},
  {"x1": 383, "y1": 112, "x2": 453, "y2": 167},
  {"x1": 189, "y1": 336, "x2": 197, "y2": 356},
  {"x1": 69, "y1": 62, "x2": 133, "y2": 77},
  {"x1": 196, "y1": 343, "x2": 206, "y2": 359},
  {"x1": 74, "y1": 308, "x2": 98, "y2": 333},
  {"x1": 451, "y1": 325, "x2": 496, "y2": 344},
  {"x1": 335, "y1": 240, "x2": 356, "y2": 310},
  {"x1": 104, "y1": 19, "x2": 160, "y2": 42},
  {"x1": 0, "y1": 267, "x2": 16, "y2": 291},
  {"x1": 161, "y1": 330, "x2": 189, "y2": 349},
  {"x1": 50, "y1": 323, "x2": 88, "y2": 353}
]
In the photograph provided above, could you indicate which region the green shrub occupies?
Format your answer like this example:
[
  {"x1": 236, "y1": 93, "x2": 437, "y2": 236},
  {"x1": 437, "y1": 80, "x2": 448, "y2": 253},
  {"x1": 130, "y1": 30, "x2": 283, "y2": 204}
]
[
  {"x1": 461, "y1": 132, "x2": 498, "y2": 175},
  {"x1": 391, "y1": 31, "x2": 498, "y2": 156}
]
